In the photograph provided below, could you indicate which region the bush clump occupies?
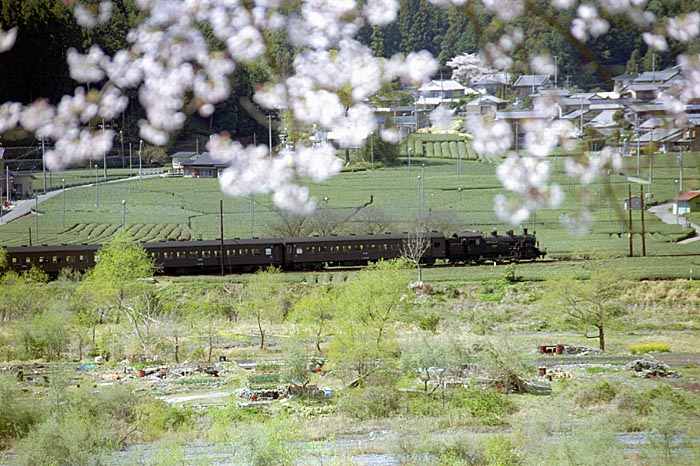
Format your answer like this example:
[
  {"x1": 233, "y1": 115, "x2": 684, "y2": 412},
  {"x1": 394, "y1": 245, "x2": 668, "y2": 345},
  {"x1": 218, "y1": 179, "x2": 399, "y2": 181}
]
[
  {"x1": 0, "y1": 376, "x2": 43, "y2": 449},
  {"x1": 630, "y1": 343, "x2": 671, "y2": 354},
  {"x1": 574, "y1": 381, "x2": 619, "y2": 408}
]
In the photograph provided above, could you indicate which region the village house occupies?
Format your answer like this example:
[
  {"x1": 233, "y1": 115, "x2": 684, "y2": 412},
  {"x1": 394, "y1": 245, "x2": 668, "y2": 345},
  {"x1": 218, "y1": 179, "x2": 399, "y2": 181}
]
[
  {"x1": 169, "y1": 151, "x2": 198, "y2": 175},
  {"x1": 180, "y1": 152, "x2": 227, "y2": 178},
  {"x1": 465, "y1": 94, "x2": 508, "y2": 115},
  {"x1": 674, "y1": 191, "x2": 700, "y2": 215},
  {"x1": 511, "y1": 74, "x2": 552, "y2": 99}
]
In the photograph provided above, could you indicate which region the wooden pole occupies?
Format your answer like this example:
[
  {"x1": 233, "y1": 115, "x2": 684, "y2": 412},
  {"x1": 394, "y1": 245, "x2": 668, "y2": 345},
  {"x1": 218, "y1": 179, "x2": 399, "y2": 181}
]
[
  {"x1": 220, "y1": 200, "x2": 225, "y2": 276},
  {"x1": 640, "y1": 185, "x2": 646, "y2": 257},
  {"x1": 628, "y1": 184, "x2": 634, "y2": 257}
]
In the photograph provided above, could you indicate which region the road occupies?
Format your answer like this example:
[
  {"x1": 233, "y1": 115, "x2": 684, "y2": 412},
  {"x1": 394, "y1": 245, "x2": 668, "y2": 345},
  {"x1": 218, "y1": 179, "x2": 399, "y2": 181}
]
[
  {"x1": 0, "y1": 172, "x2": 166, "y2": 226},
  {"x1": 648, "y1": 202, "x2": 700, "y2": 244}
]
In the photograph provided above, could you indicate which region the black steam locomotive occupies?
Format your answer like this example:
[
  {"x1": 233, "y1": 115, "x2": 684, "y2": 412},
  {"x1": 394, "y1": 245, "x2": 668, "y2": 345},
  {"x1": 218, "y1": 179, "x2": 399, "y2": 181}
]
[{"x1": 3, "y1": 229, "x2": 545, "y2": 276}]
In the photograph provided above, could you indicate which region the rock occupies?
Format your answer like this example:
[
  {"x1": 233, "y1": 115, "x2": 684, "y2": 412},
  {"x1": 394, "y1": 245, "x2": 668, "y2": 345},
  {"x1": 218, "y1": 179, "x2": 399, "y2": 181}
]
[{"x1": 626, "y1": 356, "x2": 681, "y2": 378}]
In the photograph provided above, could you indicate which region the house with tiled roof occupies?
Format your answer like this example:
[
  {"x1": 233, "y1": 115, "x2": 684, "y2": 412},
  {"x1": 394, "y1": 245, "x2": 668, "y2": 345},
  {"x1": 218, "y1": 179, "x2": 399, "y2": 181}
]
[
  {"x1": 180, "y1": 152, "x2": 228, "y2": 178},
  {"x1": 465, "y1": 94, "x2": 508, "y2": 115},
  {"x1": 470, "y1": 73, "x2": 510, "y2": 98},
  {"x1": 512, "y1": 75, "x2": 551, "y2": 99},
  {"x1": 415, "y1": 79, "x2": 476, "y2": 108},
  {"x1": 169, "y1": 151, "x2": 197, "y2": 174}
]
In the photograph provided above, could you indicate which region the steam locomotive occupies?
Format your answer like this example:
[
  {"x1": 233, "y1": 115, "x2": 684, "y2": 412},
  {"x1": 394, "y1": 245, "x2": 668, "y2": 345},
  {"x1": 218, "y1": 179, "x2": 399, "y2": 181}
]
[{"x1": 3, "y1": 229, "x2": 545, "y2": 276}]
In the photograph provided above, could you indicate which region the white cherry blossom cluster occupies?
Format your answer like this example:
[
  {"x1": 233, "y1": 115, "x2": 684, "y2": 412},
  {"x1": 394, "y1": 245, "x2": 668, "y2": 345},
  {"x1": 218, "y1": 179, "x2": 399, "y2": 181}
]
[{"x1": 0, "y1": 0, "x2": 697, "y2": 225}]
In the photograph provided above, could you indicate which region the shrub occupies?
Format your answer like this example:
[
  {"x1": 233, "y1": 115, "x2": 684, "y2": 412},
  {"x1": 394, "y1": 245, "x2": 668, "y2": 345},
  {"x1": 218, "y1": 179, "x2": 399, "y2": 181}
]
[
  {"x1": 574, "y1": 381, "x2": 619, "y2": 408},
  {"x1": 418, "y1": 315, "x2": 441, "y2": 333},
  {"x1": 338, "y1": 385, "x2": 402, "y2": 420},
  {"x1": 0, "y1": 376, "x2": 43, "y2": 449},
  {"x1": 233, "y1": 419, "x2": 301, "y2": 466},
  {"x1": 630, "y1": 343, "x2": 671, "y2": 354},
  {"x1": 483, "y1": 434, "x2": 524, "y2": 466},
  {"x1": 136, "y1": 400, "x2": 194, "y2": 442},
  {"x1": 19, "y1": 310, "x2": 72, "y2": 360},
  {"x1": 458, "y1": 388, "x2": 517, "y2": 426}
]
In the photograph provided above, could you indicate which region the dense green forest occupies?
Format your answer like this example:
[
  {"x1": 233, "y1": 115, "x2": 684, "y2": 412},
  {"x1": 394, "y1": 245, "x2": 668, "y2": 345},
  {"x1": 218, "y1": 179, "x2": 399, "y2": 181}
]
[{"x1": 1, "y1": 0, "x2": 699, "y2": 152}]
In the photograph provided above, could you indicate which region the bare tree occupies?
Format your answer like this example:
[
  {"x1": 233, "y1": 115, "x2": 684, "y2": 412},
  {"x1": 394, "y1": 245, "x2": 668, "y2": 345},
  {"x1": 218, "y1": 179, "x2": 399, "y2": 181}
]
[
  {"x1": 401, "y1": 229, "x2": 430, "y2": 283},
  {"x1": 352, "y1": 205, "x2": 394, "y2": 234},
  {"x1": 266, "y1": 209, "x2": 314, "y2": 237},
  {"x1": 415, "y1": 211, "x2": 461, "y2": 235},
  {"x1": 117, "y1": 287, "x2": 167, "y2": 355},
  {"x1": 309, "y1": 207, "x2": 348, "y2": 236}
]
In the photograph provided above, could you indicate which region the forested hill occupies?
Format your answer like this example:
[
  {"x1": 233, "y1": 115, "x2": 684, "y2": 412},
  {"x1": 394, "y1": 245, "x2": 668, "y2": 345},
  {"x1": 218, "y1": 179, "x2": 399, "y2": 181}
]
[
  {"x1": 1, "y1": 0, "x2": 699, "y2": 150},
  {"x1": 357, "y1": 0, "x2": 700, "y2": 90}
]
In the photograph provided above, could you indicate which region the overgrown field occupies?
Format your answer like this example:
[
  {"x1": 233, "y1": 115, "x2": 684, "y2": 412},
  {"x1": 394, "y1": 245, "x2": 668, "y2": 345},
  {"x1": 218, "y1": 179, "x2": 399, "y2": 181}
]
[
  {"x1": 0, "y1": 152, "x2": 699, "y2": 464},
  {"x1": 1, "y1": 266, "x2": 700, "y2": 465}
]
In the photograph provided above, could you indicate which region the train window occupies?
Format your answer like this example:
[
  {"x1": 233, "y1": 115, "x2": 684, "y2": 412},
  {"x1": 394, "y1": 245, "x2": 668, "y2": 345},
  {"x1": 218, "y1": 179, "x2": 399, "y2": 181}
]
[
  {"x1": 296, "y1": 247, "x2": 303, "y2": 254},
  {"x1": 79, "y1": 255, "x2": 86, "y2": 262},
  {"x1": 25, "y1": 257, "x2": 32, "y2": 264},
  {"x1": 38, "y1": 256, "x2": 46, "y2": 263},
  {"x1": 265, "y1": 247, "x2": 272, "y2": 256},
  {"x1": 52, "y1": 256, "x2": 59, "y2": 264},
  {"x1": 253, "y1": 248, "x2": 260, "y2": 255},
  {"x1": 11, "y1": 257, "x2": 16, "y2": 264},
  {"x1": 66, "y1": 256, "x2": 75, "y2": 264}
]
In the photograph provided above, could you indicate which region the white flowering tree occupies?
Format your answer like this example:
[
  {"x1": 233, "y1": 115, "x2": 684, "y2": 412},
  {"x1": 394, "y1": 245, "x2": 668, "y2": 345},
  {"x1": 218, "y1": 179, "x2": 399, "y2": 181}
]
[
  {"x1": 0, "y1": 0, "x2": 698, "y2": 230},
  {"x1": 446, "y1": 52, "x2": 497, "y2": 85}
]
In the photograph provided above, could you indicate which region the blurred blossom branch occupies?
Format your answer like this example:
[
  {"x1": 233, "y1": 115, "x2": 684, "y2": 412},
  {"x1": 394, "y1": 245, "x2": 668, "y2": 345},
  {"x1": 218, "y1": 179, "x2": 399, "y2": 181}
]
[{"x1": 0, "y1": 0, "x2": 697, "y2": 228}]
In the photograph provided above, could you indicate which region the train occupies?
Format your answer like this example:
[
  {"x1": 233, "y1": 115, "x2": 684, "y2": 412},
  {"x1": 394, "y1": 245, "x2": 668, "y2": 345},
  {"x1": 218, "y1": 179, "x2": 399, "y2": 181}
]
[{"x1": 2, "y1": 229, "x2": 545, "y2": 277}]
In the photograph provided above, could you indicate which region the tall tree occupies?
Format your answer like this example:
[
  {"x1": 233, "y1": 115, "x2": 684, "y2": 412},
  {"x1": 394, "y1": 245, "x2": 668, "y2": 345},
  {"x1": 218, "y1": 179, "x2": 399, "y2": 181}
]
[
  {"x1": 328, "y1": 260, "x2": 412, "y2": 378},
  {"x1": 545, "y1": 268, "x2": 624, "y2": 351},
  {"x1": 293, "y1": 285, "x2": 336, "y2": 354},
  {"x1": 240, "y1": 267, "x2": 285, "y2": 350}
]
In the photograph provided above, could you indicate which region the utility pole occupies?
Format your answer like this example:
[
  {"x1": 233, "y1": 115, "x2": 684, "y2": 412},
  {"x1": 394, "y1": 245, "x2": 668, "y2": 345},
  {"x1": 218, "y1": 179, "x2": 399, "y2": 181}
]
[
  {"x1": 41, "y1": 137, "x2": 46, "y2": 194},
  {"x1": 139, "y1": 140, "x2": 143, "y2": 191},
  {"x1": 268, "y1": 115, "x2": 272, "y2": 155},
  {"x1": 640, "y1": 185, "x2": 646, "y2": 257},
  {"x1": 120, "y1": 130, "x2": 125, "y2": 168},
  {"x1": 62, "y1": 178, "x2": 65, "y2": 228},
  {"x1": 101, "y1": 119, "x2": 107, "y2": 179},
  {"x1": 628, "y1": 185, "x2": 633, "y2": 257},
  {"x1": 219, "y1": 200, "x2": 225, "y2": 276},
  {"x1": 34, "y1": 193, "x2": 39, "y2": 244},
  {"x1": 95, "y1": 164, "x2": 99, "y2": 209}
]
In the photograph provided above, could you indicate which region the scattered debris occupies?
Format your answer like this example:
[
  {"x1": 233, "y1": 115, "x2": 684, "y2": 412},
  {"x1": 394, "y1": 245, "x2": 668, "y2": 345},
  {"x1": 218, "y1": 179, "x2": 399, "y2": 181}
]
[
  {"x1": 538, "y1": 345, "x2": 602, "y2": 356},
  {"x1": 626, "y1": 357, "x2": 682, "y2": 378},
  {"x1": 563, "y1": 345, "x2": 602, "y2": 356}
]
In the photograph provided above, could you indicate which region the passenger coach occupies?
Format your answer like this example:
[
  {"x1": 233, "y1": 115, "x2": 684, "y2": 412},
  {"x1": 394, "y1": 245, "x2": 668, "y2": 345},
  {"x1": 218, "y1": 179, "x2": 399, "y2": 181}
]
[{"x1": 144, "y1": 238, "x2": 284, "y2": 275}]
